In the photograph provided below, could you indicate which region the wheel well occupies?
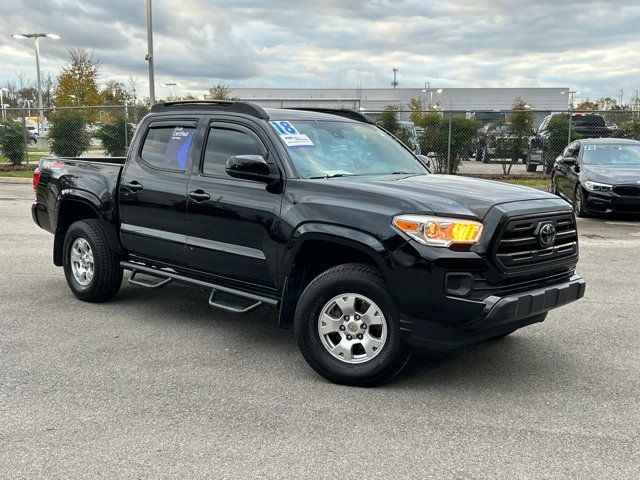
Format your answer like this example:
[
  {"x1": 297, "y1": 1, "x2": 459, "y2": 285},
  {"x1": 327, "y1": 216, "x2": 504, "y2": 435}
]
[
  {"x1": 53, "y1": 201, "x2": 99, "y2": 266},
  {"x1": 278, "y1": 239, "x2": 382, "y2": 328}
]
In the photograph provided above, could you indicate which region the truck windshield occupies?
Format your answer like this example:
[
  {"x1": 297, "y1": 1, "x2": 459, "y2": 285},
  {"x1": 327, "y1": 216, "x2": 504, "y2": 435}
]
[
  {"x1": 583, "y1": 144, "x2": 640, "y2": 165},
  {"x1": 275, "y1": 120, "x2": 427, "y2": 178}
]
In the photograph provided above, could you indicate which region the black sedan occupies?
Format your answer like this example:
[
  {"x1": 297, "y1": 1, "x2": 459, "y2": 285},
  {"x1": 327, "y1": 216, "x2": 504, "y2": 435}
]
[{"x1": 551, "y1": 138, "x2": 640, "y2": 216}]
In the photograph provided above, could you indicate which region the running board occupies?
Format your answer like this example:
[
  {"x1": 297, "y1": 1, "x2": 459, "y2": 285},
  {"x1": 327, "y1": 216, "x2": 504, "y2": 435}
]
[
  {"x1": 128, "y1": 269, "x2": 173, "y2": 289},
  {"x1": 120, "y1": 261, "x2": 278, "y2": 312}
]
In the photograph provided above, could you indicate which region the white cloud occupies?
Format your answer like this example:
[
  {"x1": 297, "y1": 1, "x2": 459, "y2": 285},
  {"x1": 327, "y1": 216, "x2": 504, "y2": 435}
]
[{"x1": 0, "y1": 0, "x2": 638, "y2": 101}]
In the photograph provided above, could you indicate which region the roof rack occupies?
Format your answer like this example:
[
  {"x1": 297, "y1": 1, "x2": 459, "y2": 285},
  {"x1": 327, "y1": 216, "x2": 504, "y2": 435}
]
[
  {"x1": 151, "y1": 100, "x2": 269, "y2": 120},
  {"x1": 287, "y1": 107, "x2": 374, "y2": 124}
]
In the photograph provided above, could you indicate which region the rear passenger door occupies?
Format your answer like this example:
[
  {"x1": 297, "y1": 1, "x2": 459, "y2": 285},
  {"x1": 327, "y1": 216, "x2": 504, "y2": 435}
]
[
  {"x1": 119, "y1": 119, "x2": 199, "y2": 265},
  {"x1": 185, "y1": 119, "x2": 282, "y2": 288}
]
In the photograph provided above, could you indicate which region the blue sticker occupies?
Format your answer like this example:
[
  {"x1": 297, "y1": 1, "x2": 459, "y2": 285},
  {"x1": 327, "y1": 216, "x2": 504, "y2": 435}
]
[
  {"x1": 164, "y1": 127, "x2": 194, "y2": 169},
  {"x1": 585, "y1": 144, "x2": 596, "y2": 150}
]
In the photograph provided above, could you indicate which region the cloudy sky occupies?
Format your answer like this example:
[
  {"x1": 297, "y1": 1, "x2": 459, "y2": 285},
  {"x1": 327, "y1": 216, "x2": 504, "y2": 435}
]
[{"x1": 1, "y1": 0, "x2": 639, "y2": 102}]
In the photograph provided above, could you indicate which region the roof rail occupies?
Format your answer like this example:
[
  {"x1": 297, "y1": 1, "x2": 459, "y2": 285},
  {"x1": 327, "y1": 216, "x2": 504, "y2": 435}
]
[
  {"x1": 287, "y1": 107, "x2": 374, "y2": 124},
  {"x1": 151, "y1": 100, "x2": 269, "y2": 120}
]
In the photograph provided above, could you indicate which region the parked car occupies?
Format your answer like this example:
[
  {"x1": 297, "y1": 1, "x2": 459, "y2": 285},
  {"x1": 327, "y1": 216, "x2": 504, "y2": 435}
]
[
  {"x1": 526, "y1": 113, "x2": 613, "y2": 173},
  {"x1": 551, "y1": 138, "x2": 640, "y2": 216},
  {"x1": 475, "y1": 122, "x2": 524, "y2": 163},
  {"x1": 32, "y1": 101, "x2": 585, "y2": 386}
]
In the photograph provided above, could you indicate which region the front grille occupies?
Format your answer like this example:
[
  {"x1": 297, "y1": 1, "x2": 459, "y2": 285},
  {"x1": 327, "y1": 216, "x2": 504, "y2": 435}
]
[
  {"x1": 494, "y1": 213, "x2": 578, "y2": 270},
  {"x1": 613, "y1": 185, "x2": 640, "y2": 196}
]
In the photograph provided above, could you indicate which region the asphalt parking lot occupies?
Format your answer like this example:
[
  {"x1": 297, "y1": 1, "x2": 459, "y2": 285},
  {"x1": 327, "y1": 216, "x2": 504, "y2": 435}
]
[{"x1": 1, "y1": 182, "x2": 638, "y2": 479}]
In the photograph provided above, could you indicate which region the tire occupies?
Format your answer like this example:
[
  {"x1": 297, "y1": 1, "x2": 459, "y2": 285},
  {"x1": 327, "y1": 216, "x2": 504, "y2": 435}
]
[
  {"x1": 481, "y1": 147, "x2": 490, "y2": 163},
  {"x1": 574, "y1": 185, "x2": 589, "y2": 218},
  {"x1": 63, "y1": 219, "x2": 123, "y2": 302},
  {"x1": 526, "y1": 162, "x2": 537, "y2": 173},
  {"x1": 551, "y1": 174, "x2": 559, "y2": 196},
  {"x1": 294, "y1": 263, "x2": 412, "y2": 387}
]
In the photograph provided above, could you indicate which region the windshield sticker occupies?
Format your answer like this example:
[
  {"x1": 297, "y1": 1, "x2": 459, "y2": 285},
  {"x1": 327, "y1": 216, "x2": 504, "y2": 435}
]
[
  {"x1": 585, "y1": 144, "x2": 596, "y2": 150},
  {"x1": 164, "y1": 127, "x2": 194, "y2": 169},
  {"x1": 270, "y1": 121, "x2": 315, "y2": 148}
]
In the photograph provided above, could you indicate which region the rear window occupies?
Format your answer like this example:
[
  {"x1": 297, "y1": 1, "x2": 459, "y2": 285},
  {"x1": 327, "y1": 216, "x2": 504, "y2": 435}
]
[{"x1": 140, "y1": 126, "x2": 195, "y2": 171}]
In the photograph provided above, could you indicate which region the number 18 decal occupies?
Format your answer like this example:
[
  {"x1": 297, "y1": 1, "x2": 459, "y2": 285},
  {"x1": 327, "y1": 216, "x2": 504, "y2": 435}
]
[{"x1": 270, "y1": 121, "x2": 299, "y2": 135}]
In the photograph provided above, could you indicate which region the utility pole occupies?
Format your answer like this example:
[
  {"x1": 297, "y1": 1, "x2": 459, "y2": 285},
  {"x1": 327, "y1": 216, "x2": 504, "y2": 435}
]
[
  {"x1": 619, "y1": 88, "x2": 623, "y2": 107},
  {"x1": 391, "y1": 68, "x2": 399, "y2": 89},
  {"x1": 164, "y1": 82, "x2": 177, "y2": 100},
  {"x1": 146, "y1": 0, "x2": 156, "y2": 105}
]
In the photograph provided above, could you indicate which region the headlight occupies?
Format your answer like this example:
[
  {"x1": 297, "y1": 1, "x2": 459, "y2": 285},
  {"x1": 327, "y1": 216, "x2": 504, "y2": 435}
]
[
  {"x1": 584, "y1": 180, "x2": 612, "y2": 192},
  {"x1": 392, "y1": 214, "x2": 483, "y2": 247}
]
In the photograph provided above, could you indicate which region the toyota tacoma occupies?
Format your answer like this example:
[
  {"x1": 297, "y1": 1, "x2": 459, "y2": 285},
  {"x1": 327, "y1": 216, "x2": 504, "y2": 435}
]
[{"x1": 32, "y1": 101, "x2": 585, "y2": 386}]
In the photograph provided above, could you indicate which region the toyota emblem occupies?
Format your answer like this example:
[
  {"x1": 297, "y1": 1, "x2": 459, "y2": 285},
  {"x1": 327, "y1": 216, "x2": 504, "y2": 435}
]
[{"x1": 537, "y1": 222, "x2": 556, "y2": 248}]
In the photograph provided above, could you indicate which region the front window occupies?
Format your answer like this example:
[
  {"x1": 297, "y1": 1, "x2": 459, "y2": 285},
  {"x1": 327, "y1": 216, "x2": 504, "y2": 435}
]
[
  {"x1": 272, "y1": 120, "x2": 427, "y2": 178},
  {"x1": 582, "y1": 144, "x2": 640, "y2": 165}
]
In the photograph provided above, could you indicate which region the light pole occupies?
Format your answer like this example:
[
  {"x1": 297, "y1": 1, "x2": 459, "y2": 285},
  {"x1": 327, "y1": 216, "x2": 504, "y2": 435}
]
[
  {"x1": 11, "y1": 33, "x2": 60, "y2": 133},
  {"x1": 0, "y1": 87, "x2": 8, "y2": 121},
  {"x1": 164, "y1": 82, "x2": 177, "y2": 100},
  {"x1": 421, "y1": 83, "x2": 443, "y2": 110},
  {"x1": 146, "y1": 0, "x2": 156, "y2": 105},
  {"x1": 562, "y1": 90, "x2": 580, "y2": 146}
]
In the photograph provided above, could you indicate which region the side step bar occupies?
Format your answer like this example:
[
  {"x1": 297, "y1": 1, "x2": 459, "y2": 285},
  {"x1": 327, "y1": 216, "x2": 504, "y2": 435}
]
[{"x1": 120, "y1": 261, "x2": 278, "y2": 313}]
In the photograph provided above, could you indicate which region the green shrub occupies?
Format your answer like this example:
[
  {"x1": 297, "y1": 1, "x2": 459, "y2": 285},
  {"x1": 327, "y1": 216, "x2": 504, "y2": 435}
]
[
  {"x1": 49, "y1": 110, "x2": 89, "y2": 157},
  {"x1": 544, "y1": 115, "x2": 581, "y2": 172},
  {"x1": 377, "y1": 105, "x2": 413, "y2": 146},
  {"x1": 0, "y1": 123, "x2": 27, "y2": 165},
  {"x1": 95, "y1": 116, "x2": 133, "y2": 157},
  {"x1": 417, "y1": 113, "x2": 478, "y2": 173}
]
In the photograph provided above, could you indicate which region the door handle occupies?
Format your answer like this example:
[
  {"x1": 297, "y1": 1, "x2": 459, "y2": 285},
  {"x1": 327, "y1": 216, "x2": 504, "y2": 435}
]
[
  {"x1": 188, "y1": 189, "x2": 211, "y2": 202},
  {"x1": 124, "y1": 181, "x2": 143, "y2": 192}
]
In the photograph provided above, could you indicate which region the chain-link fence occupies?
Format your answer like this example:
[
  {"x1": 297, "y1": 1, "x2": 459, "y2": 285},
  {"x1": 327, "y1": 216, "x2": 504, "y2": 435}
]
[
  {"x1": 363, "y1": 108, "x2": 640, "y2": 178},
  {"x1": 0, "y1": 105, "x2": 139, "y2": 173},
  {"x1": 2, "y1": 104, "x2": 640, "y2": 179}
]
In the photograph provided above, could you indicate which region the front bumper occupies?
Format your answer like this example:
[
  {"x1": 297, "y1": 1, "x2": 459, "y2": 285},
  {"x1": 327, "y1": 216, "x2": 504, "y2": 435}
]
[
  {"x1": 585, "y1": 190, "x2": 640, "y2": 213},
  {"x1": 401, "y1": 274, "x2": 585, "y2": 350}
]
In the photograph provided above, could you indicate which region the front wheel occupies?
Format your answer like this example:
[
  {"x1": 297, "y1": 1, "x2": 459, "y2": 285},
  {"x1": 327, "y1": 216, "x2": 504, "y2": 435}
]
[
  {"x1": 551, "y1": 174, "x2": 559, "y2": 196},
  {"x1": 294, "y1": 263, "x2": 411, "y2": 387},
  {"x1": 574, "y1": 185, "x2": 589, "y2": 217},
  {"x1": 63, "y1": 219, "x2": 123, "y2": 302}
]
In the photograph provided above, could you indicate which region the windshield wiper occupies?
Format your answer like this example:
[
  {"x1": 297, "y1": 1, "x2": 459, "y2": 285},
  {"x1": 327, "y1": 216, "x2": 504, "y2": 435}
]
[{"x1": 308, "y1": 173, "x2": 355, "y2": 179}]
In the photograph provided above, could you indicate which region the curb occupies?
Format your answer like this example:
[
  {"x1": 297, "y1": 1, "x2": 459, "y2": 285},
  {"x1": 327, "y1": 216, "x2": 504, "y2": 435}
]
[{"x1": 0, "y1": 177, "x2": 32, "y2": 184}]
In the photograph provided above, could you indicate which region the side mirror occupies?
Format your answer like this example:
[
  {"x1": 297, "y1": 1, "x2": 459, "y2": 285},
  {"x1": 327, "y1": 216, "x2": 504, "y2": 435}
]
[
  {"x1": 225, "y1": 155, "x2": 279, "y2": 184},
  {"x1": 416, "y1": 154, "x2": 432, "y2": 173},
  {"x1": 563, "y1": 156, "x2": 577, "y2": 165}
]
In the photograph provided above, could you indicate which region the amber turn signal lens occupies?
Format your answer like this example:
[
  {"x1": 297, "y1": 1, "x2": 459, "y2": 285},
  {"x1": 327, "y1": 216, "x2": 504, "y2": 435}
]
[{"x1": 393, "y1": 214, "x2": 483, "y2": 248}]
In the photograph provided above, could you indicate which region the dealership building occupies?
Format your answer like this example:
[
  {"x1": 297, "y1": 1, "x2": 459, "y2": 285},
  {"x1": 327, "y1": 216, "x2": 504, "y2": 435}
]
[{"x1": 212, "y1": 87, "x2": 570, "y2": 125}]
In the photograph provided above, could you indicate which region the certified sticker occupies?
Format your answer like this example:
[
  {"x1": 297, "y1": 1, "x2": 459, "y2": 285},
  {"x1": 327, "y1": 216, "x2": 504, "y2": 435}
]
[{"x1": 270, "y1": 121, "x2": 314, "y2": 148}]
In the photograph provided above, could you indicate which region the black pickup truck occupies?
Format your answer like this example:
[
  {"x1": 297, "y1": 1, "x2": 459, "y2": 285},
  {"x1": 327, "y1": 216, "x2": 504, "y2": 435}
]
[{"x1": 32, "y1": 101, "x2": 585, "y2": 386}]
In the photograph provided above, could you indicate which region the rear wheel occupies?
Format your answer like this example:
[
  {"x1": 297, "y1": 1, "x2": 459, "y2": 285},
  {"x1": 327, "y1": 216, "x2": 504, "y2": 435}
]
[
  {"x1": 294, "y1": 263, "x2": 411, "y2": 387},
  {"x1": 63, "y1": 219, "x2": 122, "y2": 302},
  {"x1": 526, "y1": 162, "x2": 537, "y2": 172}
]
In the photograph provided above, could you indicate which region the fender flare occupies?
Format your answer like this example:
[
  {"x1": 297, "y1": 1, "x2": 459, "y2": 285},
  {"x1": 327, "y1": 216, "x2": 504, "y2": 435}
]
[
  {"x1": 52, "y1": 189, "x2": 121, "y2": 266},
  {"x1": 277, "y1": 223, "x2": 390, "y2": 328}
]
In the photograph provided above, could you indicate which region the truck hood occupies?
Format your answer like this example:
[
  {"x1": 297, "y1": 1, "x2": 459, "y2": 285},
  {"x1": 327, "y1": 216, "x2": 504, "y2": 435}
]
[
  {"x1": 581, "y1": 165, "x2": 640, "y2": 185},
  {"x1": 327, "y1": 174, "x2": 554, "y2": 219}
]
